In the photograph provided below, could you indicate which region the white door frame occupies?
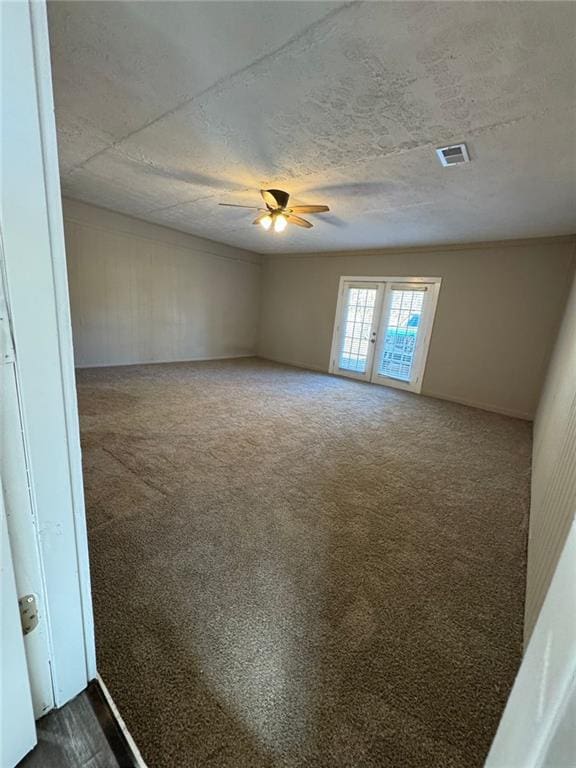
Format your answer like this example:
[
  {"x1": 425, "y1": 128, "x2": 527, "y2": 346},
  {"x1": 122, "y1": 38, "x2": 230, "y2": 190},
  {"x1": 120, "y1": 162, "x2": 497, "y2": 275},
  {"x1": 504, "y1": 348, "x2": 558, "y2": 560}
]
[
  {"x1": 485, "y1": 519, "x2": 576, "y2": 767},
  {"x1": 329, "y1": 276, "x2": 442, "y2": 393},
  {"x1": 1, "y1": 0, "x2": 96, "y2": 712}
]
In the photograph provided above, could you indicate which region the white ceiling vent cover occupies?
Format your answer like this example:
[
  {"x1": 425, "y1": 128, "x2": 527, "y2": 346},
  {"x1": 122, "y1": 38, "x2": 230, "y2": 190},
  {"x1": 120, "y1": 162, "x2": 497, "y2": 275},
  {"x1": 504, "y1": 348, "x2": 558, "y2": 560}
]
[{"x1": 436, "y1": 143, "x2": 470, "y2": 167}]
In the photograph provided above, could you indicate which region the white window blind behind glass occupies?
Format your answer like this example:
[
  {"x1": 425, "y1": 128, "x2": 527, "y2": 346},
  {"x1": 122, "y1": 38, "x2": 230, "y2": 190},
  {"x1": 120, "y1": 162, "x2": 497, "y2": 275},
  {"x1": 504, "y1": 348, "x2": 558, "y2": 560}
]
[
  {"x1": 379, "y1": 287, "x2": 427, "y2": 382},
  {"x1": 339, "y1": 287, "x2": 377, "y2": 373}
]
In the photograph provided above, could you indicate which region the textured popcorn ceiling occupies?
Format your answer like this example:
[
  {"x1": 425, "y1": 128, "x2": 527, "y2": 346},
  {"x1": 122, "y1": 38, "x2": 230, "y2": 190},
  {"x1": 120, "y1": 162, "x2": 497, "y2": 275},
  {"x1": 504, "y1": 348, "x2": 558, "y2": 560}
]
[{"x1": 48, "y1": 1, "x2": 576, "y2": 254}]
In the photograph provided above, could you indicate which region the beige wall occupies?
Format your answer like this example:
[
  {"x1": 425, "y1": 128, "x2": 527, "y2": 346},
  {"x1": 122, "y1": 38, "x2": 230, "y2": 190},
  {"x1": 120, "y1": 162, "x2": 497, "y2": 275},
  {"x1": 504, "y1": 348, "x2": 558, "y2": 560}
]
[
  {"x1": 63, "y1": 199, "x2": 262, "y2": 367},
  {"x1": 258, "y1": 239, "x2": 575, "y2": 419},
  {"x1": 525, "y1": 254, "x2": 576, "y2": 641}
]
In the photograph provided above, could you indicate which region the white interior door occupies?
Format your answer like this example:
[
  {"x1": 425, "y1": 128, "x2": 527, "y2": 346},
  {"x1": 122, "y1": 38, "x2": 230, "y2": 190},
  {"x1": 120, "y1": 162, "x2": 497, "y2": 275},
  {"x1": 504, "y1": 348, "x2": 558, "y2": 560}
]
[
  {"x1": 371, "y1": 283, "x2": 436, "y2": 393},
  {"x1": 332, "y1": 281, "x2": 385, "y2": 381},
  {"x1": 1, "y1": 492, "x2": 37, "y2": 768}
]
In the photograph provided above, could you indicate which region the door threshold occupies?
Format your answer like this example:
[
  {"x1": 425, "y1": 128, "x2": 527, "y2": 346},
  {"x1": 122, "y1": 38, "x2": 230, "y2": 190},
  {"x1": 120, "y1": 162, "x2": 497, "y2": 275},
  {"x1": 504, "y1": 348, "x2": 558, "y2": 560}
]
[
  {"x1": 18, "y1": 677, "x2": 147, "y2": 768},
  {"x1": 87, "y1": 677, "x2": 147, "y2": 767}
]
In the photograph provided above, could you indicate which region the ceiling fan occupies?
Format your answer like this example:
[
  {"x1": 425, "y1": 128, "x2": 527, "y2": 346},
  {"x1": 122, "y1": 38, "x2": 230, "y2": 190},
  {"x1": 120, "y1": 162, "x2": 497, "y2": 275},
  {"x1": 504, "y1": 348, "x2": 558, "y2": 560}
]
[{"x1": 219, "y1": 189, "x2": 329, "y2": 233}]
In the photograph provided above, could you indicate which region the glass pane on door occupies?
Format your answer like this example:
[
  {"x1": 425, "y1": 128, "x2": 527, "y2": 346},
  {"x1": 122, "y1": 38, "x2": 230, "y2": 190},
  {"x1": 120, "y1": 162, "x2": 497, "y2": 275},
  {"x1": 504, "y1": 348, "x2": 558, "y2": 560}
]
[
  {"x1": 338, "y1": 286, "x2": 378, "y2": 374},
  {"x1": 378, "y1": 288, "x2": 426, "y2": 382}
]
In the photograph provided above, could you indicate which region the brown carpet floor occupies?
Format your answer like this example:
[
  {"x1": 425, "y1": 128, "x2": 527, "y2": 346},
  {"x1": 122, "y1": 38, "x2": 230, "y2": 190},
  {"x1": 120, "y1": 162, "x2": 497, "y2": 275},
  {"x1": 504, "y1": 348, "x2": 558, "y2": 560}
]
[{"x1": 77, "y1": 358, "x2": 530, "y2": 768}]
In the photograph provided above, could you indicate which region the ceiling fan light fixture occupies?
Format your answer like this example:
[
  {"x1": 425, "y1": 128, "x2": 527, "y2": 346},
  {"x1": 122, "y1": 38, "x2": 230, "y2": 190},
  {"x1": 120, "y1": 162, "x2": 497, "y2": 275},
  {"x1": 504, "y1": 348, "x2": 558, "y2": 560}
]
[
  {"x1": 273, "y1": 213, "x2": 287, "y2": 233},
  {"x1": 221, "y1": 189, "x2": 329, "y2": 233},
  {"x1": 260, "y1": 214, "x2": 273, "y2": 231}
]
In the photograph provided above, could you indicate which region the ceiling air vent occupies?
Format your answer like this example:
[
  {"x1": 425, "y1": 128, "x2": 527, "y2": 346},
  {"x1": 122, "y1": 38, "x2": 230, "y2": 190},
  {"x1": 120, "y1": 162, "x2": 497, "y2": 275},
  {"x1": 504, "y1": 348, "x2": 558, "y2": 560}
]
[{"x1": 436, "y1": 143, "x2": 470, "y2": 167}]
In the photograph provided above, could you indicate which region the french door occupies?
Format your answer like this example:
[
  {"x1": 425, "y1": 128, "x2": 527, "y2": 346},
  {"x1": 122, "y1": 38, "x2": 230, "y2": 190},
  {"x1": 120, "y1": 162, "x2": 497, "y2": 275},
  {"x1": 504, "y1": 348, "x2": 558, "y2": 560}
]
[{"x1": 330, "y1": 277, "x2": 441, "y2": 393}]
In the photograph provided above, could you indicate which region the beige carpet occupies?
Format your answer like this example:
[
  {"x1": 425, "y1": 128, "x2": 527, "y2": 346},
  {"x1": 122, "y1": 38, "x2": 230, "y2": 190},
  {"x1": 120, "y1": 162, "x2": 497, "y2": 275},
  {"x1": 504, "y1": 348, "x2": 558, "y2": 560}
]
[{"x1": 77, "y1": 358, "x2": 530, "y2": 768}]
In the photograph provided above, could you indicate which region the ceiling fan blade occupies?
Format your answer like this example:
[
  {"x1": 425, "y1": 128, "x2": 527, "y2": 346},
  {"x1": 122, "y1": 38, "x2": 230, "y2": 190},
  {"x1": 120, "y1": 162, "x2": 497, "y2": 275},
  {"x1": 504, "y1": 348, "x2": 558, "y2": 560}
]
[
  {"x1": 261, "y1": 188, "x2": 290, "y2": 210},
  {"x1": 288, "y1": 205, "x2": 330, "y2": 214},
  {"x1": 218, "y1": 203, "x2": 260, "y2": 209},
  {"x1": 287, "y1": 214, "x2": 313, "y2": 229},
  {"x1": 261, "y1": 189, "x2": 279, "y2": 209}
]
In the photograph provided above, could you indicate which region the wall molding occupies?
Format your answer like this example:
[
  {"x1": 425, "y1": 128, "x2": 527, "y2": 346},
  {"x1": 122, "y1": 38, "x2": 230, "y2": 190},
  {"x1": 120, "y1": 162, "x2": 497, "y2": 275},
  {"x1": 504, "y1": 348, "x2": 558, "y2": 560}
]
[
  {"x1": 266, "y1": 234, "x2": 576, "y2": 261},
  {"x1": 75, "y1": 353, "x2": 256, "y2": 370},
  {"x1": 63, "y1": 199, "x2": 575, "y2": 264}
]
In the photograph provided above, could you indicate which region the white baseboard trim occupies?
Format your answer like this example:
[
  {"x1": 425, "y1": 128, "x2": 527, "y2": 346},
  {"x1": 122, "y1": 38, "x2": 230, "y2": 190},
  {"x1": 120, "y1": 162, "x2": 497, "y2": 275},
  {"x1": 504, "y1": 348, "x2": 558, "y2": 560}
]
[
  {"x1": 75, "y1": 353, "x2": 256, "y2": 370},
  {"x1": 420, "y1": 390, "x2": 533, "y2": 421},
  {"x1": 255, "y1": 355, "x2": 328, "y2": 374},
  {"x1": 257, "y1": 356, "x2": 533, "y2": 420},
  {"x1": 96, "y1": 674, "x2": 148, "y2": 768}
]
